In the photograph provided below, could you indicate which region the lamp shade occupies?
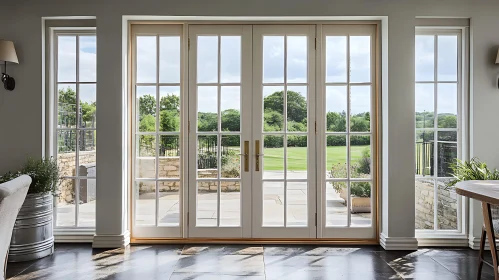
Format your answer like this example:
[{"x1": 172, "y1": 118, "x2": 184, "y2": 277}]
[
  {"x1": 0, "y1": 40, "x2": 18, "y2": 64},
  {"x1": 496, "y1": 48, "x2": 499, "y2": 64}
]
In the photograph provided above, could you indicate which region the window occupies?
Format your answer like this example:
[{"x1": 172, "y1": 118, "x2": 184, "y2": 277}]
[
  {"x1": 54, "y1": 32, "x2": 97, "y2": 228},
  {"x1": 415, "y1": 29, "x2": 463, "y2": 232}
]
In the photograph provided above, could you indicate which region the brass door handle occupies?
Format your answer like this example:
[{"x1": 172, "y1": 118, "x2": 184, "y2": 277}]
[
  {"x1": 255, "y1": 140, "x2": 261, "y2": 171},
  {"x1": 243, "y1": 141, "x2": 249, "y2": 172}
]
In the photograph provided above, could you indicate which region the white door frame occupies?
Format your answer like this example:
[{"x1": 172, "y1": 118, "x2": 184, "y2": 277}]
[
  {"x1": 251, "y1": 25, "x2": 317, "y2": 238},
  {"x1": 187, "y1": 25, "x2": 253, "y2": 238}
]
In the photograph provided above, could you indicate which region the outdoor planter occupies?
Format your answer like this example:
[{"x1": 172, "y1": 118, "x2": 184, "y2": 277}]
[
  {"x1": 8, "y1": 193, "x2": 54, "y2": 262},
  {"x1": 340, "y1": 188, "x2": 371, "y2": 214}
]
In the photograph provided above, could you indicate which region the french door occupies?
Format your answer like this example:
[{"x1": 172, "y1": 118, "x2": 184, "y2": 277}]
[{"x1": 131, "y1": 23, "x2": 377, "y2": 241}]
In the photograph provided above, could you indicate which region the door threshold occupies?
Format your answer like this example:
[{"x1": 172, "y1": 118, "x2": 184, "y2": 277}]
[{"x1": 130, "y1": 238, "x2": 379, "y2": 245}]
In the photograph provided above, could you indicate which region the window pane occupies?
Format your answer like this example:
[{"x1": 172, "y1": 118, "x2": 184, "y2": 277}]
[
  {"x1": 437, "y1": 139, "x2": 457, "y2": 177},
  {"x1": 221, "y1": 86, "x2": 241, "y2": 132},
  {"x1": 136, "y1": 86, "x2": 157, "y2": 132},
  {"x1": 79, "y1": 36, "x2": 96, "y2": 82},
  {"x1": 135, "y1": 181, "x2": 156, "y2": 226},
  {"x1": 350, "y1": 136, "x2": 371, "y2": 179},
  {"x1": 159, "y1": 36, "x2": 181, "y2": 83},
  {"x1": 437, "y1": 179, "x2": 458, "y2": 230},
  {"x1": 415, "y1": 130, "x2": 434, "y2": 176},
  {"x1": 263, "y1": 182, "x2": 284, "y2": 227},
  {"x1": 287, "y1": 135, "x2": 307, "y2": 179},
  {"x1": 326, "y1": 181, "x2": 347, "y2": 227},
  {"x1": 263, "y1": 135, "x2": 284, "y2": 180},
  {"x1": 136, "y1": 36, "x2": 157, "y2": 83},
  {"x1": 438, "y1": 36, "x2": 458, "y2": 82},
  {"x1": 350, "y1": 36, "x2": 371, "y2": 83},
  {"x1": 350, "y1": 182, "x2": 372, "y2": 227},
  {"x1": 287, "y1": 36, "x2": 307, "y2": 83},
  {"x1": 57, "y1": 130, "x2": 76, "y2": 177},
  {"x1": 437, "y1": 83, "x2": 458, "y2": 128},
  {"x1": 263, "y1": 86, "x2": 284, "y2": 132},
  {"x1": 327, "y1": 135, "x2": 347, "y2": 179},
  {"x1": 158, "y1": 181, "x2": 180, "y2": 226},
  {"x1": 78, "y1": 178, "x2": 96, "y2": 227},
  {"x1": 220, "y1": 36, "x2": 241, "y2": 83},
  {"x1": 58, "y1": 36, "x2": 76, "y2": 82},
  {"x1": 263, "y1": 36, "x2": 284, "y2": 83},
  {"x1": 415, "y1": 84, "x2": 434, "y2": 129},
  {"x1": 326, "y1": 36, "x2": 347, "y2": 83},
  {"x1": 159, "y1": 86, "x2": 180, "y2": 132},
  {"x1": 197, "y1": 135, "x2": 218, "y2": 179},
  {"x1": 221, "y1": 135, "x2": 240, "y2": 179},
  {"x1": 415, "y1": 178, "x2": 435, "y2": 230},
  {"x1": 197, "y1": 86, "x2": 218, "y2": 132},
  {"x1": 159, "y1": 135, "x2": 180, "y2": 179},
  {"x1": 79, "y1": 84, "x2": 96, "y2": 128},
  {"x1": 220, "y1": 181, "x2": 241, "y2": 227},
  {"x1": 350, "y1": 86, "x2": 371, "y2": 132},
  {"x1": 197, "y1": 36, "x2": 218, "y2": 83},
  {"x1": 326, "y1": 86, "x2": 347, "y2": 132},
  {"x1": 58, "y1": 84, "x2": 77, "y2": 128},
  {"x1": 197, "y1": 181, "x2": 218, "y2": 227},
  {"x1": 78, "y1": 130, "x2": 96, "y2": 168},
  {"x1": 136, "y1": 135, "x2": 156, "y2": 179},
  {"x1": 287, "y1": 182, "x2": 307, "y2": 227},
  {"x1": 415, "y1": 35, "x2": 435, "y2": 82},
  {"x1": 287, "y1": 86, "x2": 307, "y2": 132},
  {"x1": 57, "y1": 179, "x2": 76, "y2": 227}
]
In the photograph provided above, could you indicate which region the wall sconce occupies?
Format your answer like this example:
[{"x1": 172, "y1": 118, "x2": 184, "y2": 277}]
[{"x1": 0, "y1": 40, "x2": 19, "y2": 91}]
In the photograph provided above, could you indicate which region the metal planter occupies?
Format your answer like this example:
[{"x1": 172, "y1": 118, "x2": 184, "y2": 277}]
[{"x1": 8, "y1": 193, "x2": 54, "y2": 262}]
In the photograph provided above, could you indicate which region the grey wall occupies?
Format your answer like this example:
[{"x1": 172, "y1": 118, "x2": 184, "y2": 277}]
[{"x1": 1, "y1": 0, "x2": 499, "y2": 241}]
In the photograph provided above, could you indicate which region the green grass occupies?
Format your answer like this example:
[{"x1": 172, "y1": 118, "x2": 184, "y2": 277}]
[{"x1": 262, "y1": 145, "x2": 369, "y2": 171}]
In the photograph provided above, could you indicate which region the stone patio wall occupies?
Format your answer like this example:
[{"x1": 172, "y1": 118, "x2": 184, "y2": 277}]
[
  {"x1": 415, "y1": 179, "x2": 458, "y2": 230},
  {"x1": 137, "y1": 157, "x2": 240, "y2": 193},
  {"x1": 57, "y1": 150, "x2": 96, "y2": 204}
]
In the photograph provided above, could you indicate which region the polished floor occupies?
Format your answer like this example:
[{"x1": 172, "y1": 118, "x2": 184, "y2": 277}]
[{"x1": 5, "y1": 244, "x2": 496, "y2": 280}]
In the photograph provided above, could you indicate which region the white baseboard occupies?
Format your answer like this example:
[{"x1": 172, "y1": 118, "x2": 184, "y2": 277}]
[
  {"x1": 417, "y1": 237, "x2": 468, "y2": 247},
  {"x1": 380, "y1": 233, "x2": 418, "y2": 250},
  {"x1": 92, "y1": 230, "x2": 130, "y2": 248},
  {"x1": 468, "y1": 236, "x2": 499, "y2": 250},
  {"x1": 54, "y1": 229, "x2": 95, "y2": 243}
]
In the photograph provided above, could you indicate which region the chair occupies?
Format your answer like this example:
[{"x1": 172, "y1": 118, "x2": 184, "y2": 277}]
[{"x1": 0, "y1": 175, "x2": 31, "y2": 280}]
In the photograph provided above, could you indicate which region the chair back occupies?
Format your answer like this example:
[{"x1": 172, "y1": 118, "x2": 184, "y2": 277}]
[{"x1": 0, "y1": 175, "x2": 31, "y2": 280}]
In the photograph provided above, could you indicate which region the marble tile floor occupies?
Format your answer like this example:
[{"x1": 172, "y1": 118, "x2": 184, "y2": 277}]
[{"x1": 6, "y1": 244, "x2": 496, "y2": 280}]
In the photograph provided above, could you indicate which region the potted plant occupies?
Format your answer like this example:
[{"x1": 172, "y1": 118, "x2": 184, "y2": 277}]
[
  {"x1": 0, "y1": 157, "x2": 60, "y2": 262},
  {"x1": 447, "y1": 158, "x2": 499, "y2": 187}
]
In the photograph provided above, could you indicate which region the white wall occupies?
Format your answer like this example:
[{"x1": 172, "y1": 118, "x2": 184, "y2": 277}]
[{"x1": 1, "y1": 0, "x2": 498, "y2": 247}]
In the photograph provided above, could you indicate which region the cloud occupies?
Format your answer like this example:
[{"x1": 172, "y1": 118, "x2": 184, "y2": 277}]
[{"x1": 57, "y1": 36, "x2": 96, "y2": 83}]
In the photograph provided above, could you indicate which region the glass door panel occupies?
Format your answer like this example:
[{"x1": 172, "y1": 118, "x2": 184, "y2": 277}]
[
  {"x1": 318, "y1": 25, "x2": 377, "y2": 239},
  {"x1": 131, "y1": 25, "x2": 183, "y2": 238},
  {"x1": 252, "y1": 25, "x2": 316, "y2": 238},
  {"x1": 188, "y1": 25, "x2": 252, "y2": 238}
]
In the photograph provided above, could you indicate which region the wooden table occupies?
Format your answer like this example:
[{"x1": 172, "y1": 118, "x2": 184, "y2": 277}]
[{"x1": 456, "y1": 180, "x2": 499, "y2": 280}]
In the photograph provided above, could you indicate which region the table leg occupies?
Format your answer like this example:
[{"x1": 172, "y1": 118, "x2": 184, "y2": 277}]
[
  {"x1": 482, "y1": 202, "x2": 499, "y2": 279},
  {"x1": 478, "y1": 226, "x2": 486, "y2": 280}
]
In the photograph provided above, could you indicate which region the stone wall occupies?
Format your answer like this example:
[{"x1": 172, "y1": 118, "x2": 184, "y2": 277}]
[
  {"x1": 415, "y1": 178, "x2": 458, "y2": 230},
  {"x1": 137, "y1": 157, "x2": 240, "y2": 193},
  {"x1": 58, "y1": 150, "x2": 96, "y2": 204}
]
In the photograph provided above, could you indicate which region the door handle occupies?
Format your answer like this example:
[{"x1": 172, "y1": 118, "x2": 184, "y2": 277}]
[
  {"x1": 241, "y1": 141, "x2": 249, "y2": 172},
  {"x1": 255, "y1": 140, "x2": 264, "y2": 171}
]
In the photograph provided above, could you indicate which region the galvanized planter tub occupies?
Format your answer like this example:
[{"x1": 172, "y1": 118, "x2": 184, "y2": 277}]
[{"x1": 8, "y1": 193, "x2": 54, "y2": 262}]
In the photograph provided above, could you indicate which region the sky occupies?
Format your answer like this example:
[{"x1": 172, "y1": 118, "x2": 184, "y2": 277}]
[
  {"x1": 58, "y1": 36, "x2": 96, "y2": 104},
  {"x1": 57, "y1": 33, "x2": 458, "y2": 116}
]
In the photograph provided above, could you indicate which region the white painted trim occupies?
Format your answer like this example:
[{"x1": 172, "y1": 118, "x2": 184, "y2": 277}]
[
  {"x1": 380, "y1": 233, "x2": 418, "y2": 250},
  {"x1": 54, "y1": 228, "x2": 95, "y2": 243},
  {"x1": 417, "y1": 237, "x2": 468, "y2": 247},
  {"x1": 92, "y1": 230, "x2": 131, "y2": 248},
  {"x1": 124, "y1": 16, "x2": 387, "y2": 22}
]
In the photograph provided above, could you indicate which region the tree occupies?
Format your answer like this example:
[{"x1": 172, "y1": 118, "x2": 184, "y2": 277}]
[
  {"x1": 139, "y1": 95, "x2": 156, "y2": 119},
  {"x1": 263, "y1": 109, "x2": 284, "y2": 131},
  {"x1": 198, "y1": 112, "x2": 217, "y2": 131},
  {"x1": 438, "y1": 114, "x2": 457, "y2": 128},
  {"x1": 263, "y1": 91, "x2": 307, "y2": 123},
  {"x1": 326, "y1": 111, "x2": 346, "y2": 132},
  {"x1": 160, "y1": 94, "x2": 180, "y2": 113},
  {"x1": 221, "y1": 109, "x2": 240, "y2": 132}
]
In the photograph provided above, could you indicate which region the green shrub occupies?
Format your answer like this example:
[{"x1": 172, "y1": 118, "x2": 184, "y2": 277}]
[
  {"x1": 356, "y1": 148, "x2": 371, "y2": 175},
  {"x1": 350, "y1": 182, "x2": 371, "y2": 197}
]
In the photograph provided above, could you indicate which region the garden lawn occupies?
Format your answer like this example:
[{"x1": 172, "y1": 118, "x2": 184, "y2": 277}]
[{"x1": 263, "y1": 145, "x2": 369, "y2": 171}]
